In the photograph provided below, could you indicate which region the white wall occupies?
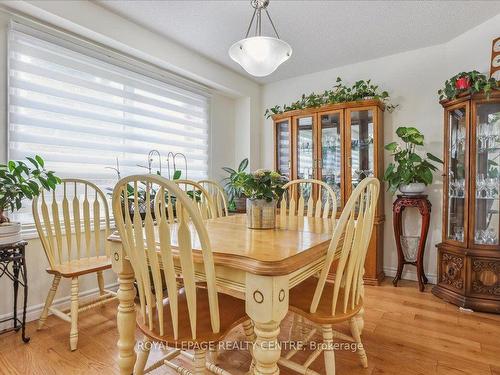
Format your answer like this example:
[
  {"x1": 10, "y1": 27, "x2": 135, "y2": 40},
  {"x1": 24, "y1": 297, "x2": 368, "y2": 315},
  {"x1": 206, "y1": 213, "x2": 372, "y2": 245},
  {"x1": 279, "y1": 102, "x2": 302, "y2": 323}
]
[
  {"x1": 261, "y1": 13, "x2": 500, "y2": 283},
  {"x1": 0, "y1": 1, "x2": 261, "y2": 324}
]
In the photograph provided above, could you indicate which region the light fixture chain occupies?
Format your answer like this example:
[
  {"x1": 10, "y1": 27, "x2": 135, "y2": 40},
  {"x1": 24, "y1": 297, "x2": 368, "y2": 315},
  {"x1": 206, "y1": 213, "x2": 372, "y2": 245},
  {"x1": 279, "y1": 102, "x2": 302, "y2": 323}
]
[
  {"x1": 244, "y1": 7, "x2": 258, "y2": 38},
  {"x1": 265, "y1": 9, "x2": 280, "y2": 39}
]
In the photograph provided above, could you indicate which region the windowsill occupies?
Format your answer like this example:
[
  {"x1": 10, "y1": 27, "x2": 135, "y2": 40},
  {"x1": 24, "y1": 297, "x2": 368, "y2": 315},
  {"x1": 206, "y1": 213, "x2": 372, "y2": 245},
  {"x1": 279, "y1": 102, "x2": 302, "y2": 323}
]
[{"x1": 19, "y1": 220, "x2": 115, "y2": 241}]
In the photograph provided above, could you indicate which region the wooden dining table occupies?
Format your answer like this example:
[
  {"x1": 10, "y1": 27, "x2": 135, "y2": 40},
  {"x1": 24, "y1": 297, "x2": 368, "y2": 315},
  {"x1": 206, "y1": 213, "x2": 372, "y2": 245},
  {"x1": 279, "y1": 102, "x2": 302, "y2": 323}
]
[{"x1": 108, "y1": 214, "x2": 334, "y2": 375}]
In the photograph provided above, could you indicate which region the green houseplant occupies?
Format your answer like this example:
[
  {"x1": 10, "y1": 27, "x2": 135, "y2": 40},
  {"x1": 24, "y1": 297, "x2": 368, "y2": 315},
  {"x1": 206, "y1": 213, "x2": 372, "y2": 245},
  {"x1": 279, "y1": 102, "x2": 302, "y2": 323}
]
[
  {"x1": 221, "y1": 158, "x2": 249, "y2": 212},
  {"x1": 0, "y1": 156, "x2": 61, "y2": 242},
  {"x1": 438, "y1": 71, "x2": 499, "y2": 101},
  {"x1": 383, "y1": 127, "x2": 443, "y2": 194},
  {"x1": 234, "y1": 169, "x2": 287, "y2": 229}
]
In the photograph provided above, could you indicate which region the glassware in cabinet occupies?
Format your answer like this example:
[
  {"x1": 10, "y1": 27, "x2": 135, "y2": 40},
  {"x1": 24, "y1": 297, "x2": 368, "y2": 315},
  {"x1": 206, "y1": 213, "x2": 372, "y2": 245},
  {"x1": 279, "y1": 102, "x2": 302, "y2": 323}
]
[
  {"x1": 275, "y1": 119, "x2": 291, "y2": 178},
  {"x1": 348, "y1": 109, "x2": 375, "y2": 190},
  {"x1": 295, "y1": 115, "x2": 315, "y2": 200}
]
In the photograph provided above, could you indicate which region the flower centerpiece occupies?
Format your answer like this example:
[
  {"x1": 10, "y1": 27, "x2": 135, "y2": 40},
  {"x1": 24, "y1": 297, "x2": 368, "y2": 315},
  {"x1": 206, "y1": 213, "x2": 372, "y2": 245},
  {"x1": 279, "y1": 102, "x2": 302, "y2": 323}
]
[
  {"x1": 235, "y1": 169, "x2": 287, "y2": 229},
  {"x1": 383, "y1": 127, "x2": 443, "y2": 195}
]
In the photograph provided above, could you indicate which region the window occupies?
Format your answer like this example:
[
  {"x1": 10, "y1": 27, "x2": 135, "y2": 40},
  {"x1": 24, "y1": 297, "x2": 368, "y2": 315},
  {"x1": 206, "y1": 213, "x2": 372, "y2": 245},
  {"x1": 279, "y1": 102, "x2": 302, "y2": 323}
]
[{"x1": 8, "y1": 24, "x2": 210, "y2": 226}]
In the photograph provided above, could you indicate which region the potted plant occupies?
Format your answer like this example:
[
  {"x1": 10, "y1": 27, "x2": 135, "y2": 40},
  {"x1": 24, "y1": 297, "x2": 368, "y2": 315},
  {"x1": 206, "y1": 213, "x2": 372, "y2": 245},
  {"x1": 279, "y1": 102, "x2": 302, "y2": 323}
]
[
  {"x1": 222, "y1": 158, "x2": 249, "y2": 212},
  {"x1": 234, "y1": 169, "x2": 287, "y2": 229},
  {"x1": 0, "y1": 156, "x2": 61, "y2": 243},
  {"x1": 438, "y1": 71, "x2": 499, "y2": 101},
  {"x1": 383, "y1": 127, "x2": 443, "y2": 195}
]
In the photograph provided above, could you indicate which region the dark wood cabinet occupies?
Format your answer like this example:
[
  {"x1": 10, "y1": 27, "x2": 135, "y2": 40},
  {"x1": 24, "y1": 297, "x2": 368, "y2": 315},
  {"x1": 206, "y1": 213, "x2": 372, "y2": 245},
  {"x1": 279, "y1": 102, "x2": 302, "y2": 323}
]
[
  {"x1": 272, "y1": 99, "x2": 385, "y2": 285},
  {"x1": 433, "y1": 91, "x2": 500, "y2": 313}
]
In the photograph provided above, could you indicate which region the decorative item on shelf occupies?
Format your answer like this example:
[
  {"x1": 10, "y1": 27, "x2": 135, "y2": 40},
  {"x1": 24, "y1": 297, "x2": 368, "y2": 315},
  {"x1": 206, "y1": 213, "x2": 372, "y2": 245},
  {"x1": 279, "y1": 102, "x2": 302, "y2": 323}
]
[
  {"x1": 438, "y1": 70, "x2": 499, "y2": 101},
  {"x1": 264, "y1": 77, "x2": 399, "y2": 118},
  {"x1": 383, "y1": 126, "x2": 444, "y2": 195},
  {"x1": 222, "y1": 158, "x2": 249, "y2": 212},
  {"x1": 229, "y1": 0, "x2": 292, "y2": 77},
  {"x1": 0, "y1": 156, "x2": 61, "y2": 244},
  {"x1": 233, "y1": 169, "x2": 287, "y2": 229},
  {"x1": 490, "y1": 37, "x2": 500, "y2": 81}
]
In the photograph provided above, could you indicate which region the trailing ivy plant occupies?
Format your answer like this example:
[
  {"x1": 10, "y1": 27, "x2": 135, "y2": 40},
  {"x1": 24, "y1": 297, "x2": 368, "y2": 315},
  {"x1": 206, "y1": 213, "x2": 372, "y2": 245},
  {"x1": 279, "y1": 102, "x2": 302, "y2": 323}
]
[
  {"x1": 383, "y1": 127, "x2": 443, "y2": 194},
  {"x1": 438, "y1": 70, "x2": 499, "y2": 101},
  {"x1": 0, "y1": 156, "x2": 61, "y2": 223},
  {"x1": 264, "y1": 77, "x2": 398, "y2": 118}
]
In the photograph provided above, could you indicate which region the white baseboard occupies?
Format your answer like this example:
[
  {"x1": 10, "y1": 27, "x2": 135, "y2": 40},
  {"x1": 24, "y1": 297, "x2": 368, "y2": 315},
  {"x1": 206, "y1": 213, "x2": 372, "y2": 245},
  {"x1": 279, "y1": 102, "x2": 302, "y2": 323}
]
[
  {"x1": 0, "y1": 282, "x2": 119, "y2": 331},
  {"x1": 383, "y1": 266, "x2": 437, "y2": 285}
]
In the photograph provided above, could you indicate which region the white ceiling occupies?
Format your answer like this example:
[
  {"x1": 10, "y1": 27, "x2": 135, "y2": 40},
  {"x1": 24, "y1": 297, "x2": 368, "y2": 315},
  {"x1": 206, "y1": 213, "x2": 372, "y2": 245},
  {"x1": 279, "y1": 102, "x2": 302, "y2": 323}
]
[{"x1": 96, "y1": 0, "x2": 500, "y2": 84}]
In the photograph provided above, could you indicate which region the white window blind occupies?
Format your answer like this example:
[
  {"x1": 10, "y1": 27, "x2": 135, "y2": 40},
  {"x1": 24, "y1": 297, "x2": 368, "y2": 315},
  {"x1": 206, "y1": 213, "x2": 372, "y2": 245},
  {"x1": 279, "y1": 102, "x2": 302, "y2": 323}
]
[{"x1": 8, "y1": 25, "x2": 210, "y2": 226}]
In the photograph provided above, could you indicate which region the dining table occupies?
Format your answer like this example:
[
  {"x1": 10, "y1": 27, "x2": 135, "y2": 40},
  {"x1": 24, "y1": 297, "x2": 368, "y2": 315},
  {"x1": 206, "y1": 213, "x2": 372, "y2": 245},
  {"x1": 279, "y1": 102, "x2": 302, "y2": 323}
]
[{"x1": 108, "y1": 213, "x2": 335, "y2": 375}]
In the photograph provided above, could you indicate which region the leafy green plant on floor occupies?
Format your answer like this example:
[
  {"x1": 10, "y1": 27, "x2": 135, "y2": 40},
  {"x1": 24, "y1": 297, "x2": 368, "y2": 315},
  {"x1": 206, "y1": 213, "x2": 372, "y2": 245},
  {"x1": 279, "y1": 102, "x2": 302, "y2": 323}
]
[
  {"x1": 383, "y1": 127, "x2": 443, "y2": 193},
  {"x1": 264, "y1": 77, "x2": 399, "y2": 118}
]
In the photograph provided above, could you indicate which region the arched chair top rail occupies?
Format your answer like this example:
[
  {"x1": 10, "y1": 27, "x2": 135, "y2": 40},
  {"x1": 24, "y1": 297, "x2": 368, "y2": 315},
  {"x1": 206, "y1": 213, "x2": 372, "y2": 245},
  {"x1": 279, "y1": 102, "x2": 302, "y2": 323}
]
[
  {"x1": 310, "y1": 178, "x2": 380, "y2": 316},
  {"x1": 32, "y1": 178, "x2": 111, "y2": 268},
  {"x1": 197, "y1": 179, "x2": 229, "y2": 218},
  {"x1": 280, "y1": 179, "x2": 338, "y2": 223},
  {"x1": 111, "y1": 174, "x2": 219, "y2": 340},
  {"x1": 173, "y1": 179, "x2": 217, "y2": 219}
]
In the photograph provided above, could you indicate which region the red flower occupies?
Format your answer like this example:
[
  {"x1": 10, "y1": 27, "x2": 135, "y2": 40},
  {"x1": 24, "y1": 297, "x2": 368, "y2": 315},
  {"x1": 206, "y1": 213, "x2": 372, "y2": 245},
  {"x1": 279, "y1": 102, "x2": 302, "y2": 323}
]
[{"x1": 455, "y1": 76, "x2": 470, "y2": 90}]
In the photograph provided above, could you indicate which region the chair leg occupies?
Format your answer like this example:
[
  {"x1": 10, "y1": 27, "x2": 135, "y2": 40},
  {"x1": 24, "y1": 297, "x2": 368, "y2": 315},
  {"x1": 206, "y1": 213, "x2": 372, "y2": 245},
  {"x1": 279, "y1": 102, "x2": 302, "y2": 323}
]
[
  {"x1": 355, "y1": 307, "x2": 365, "y2": 334},
  {"x1": 70, "y1": 277, "x2": 79, "y2": 351},
  {"x1": 96, "y1": 270, "x2": 105, "y2": 296},
  {"x1": 194, "y1": 349, "x2": 206, "y2": 374},
  {"x1": 134, "y1": 336, "x2": 151, "y2": 375},
  {"x1": 349, "y1": 317, "x2": 368, "y2": 368},
  {"x1": 322, "y1": 324, "x2": 336, "y2": 375},
  {"x1": 38, "y1": 275, "x2": 61, "y2": 330},
  {"x1": 242, "y1": 319, "x2": 256, "y2": 373}
]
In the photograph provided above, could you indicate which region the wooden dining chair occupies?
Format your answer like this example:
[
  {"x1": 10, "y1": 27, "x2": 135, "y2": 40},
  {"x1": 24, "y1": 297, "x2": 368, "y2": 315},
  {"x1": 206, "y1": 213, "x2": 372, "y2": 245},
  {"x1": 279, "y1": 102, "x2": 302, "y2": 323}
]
[
  {"x1": 198, "y1": 179, "x2": 229, "y2": 218},
  {"x1": 33, "y1": 178, "x2": 117, "y2": 351},
  {"x1": 278, "y1": 178, "x2": 380, "y2": 375},
  {"x1": 279, "y1": 179, "x2": 338, "y2": 339},
  {"x1": 280, "y1": 179, "x2": 338, "y2": 225},
  {"x1": 112, "y1": 175, "x2": 249, "y2": 374},
  {"x1": 174, "y1": 179, "x2": 216, "y2": 220}
]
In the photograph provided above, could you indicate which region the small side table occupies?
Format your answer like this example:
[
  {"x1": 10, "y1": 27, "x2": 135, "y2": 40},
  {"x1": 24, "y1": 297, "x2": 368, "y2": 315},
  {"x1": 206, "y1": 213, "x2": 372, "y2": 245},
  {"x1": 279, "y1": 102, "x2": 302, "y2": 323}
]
[
  {"x1": 0, "y1": 241, "x2": 30, "y2": 342},
  {"x1": 392, "y1": 195, "x2": 432, "y2": 292}
]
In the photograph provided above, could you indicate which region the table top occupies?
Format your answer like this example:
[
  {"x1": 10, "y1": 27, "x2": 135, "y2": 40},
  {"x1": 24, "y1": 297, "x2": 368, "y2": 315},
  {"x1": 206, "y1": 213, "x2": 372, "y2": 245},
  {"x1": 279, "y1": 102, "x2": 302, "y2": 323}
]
[{"x1": 108, "y1": 214, "x2": 334, "y2": 276}]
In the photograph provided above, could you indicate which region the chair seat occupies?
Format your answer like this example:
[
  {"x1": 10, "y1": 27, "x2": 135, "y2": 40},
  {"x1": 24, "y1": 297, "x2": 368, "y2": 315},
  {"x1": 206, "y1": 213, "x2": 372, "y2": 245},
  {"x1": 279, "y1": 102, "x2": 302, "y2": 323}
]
[
  {"x1": 137, "y1": 287, "x2": 247, "y2": 348},
  {"x1": 289, "y1": 276, "x2": 362, "y2": 325},
  {"x1": 46, "y1": 256, "x2": 111, "y2": 277}
]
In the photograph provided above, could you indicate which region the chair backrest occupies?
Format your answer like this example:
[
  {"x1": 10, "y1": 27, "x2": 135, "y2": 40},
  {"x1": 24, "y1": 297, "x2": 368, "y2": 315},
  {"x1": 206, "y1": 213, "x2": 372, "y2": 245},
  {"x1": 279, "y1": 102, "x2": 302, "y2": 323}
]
[
  {"x1": 112, "y1": 175, "x2": 219, "y2": 340},
  {"x1": 280, "y1": 179, "x2": 338, "y2": 227},
  {"x1": 310, "y1": 178, "x2": 379, "y2": 316},
  {"x1": 174, "y1": 179, "x2": 216, "y2": 220},
  {"x1": 32, "y1": 178, "x2": 111, "y2": 269},
  {"x1": 198, "y1": 179, "x2": 229, "y2": 218}
]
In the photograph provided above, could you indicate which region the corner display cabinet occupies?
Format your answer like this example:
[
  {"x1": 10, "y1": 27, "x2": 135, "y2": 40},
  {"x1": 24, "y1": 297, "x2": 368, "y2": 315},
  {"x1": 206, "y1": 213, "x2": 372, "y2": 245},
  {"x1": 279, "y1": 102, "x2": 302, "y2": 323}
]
[
  {"x1": 433, "y1": 91, "x2": 500, "y2": 313},
  {"x1": 272, "y1": 99, "x2": 385, "y2": 285}
]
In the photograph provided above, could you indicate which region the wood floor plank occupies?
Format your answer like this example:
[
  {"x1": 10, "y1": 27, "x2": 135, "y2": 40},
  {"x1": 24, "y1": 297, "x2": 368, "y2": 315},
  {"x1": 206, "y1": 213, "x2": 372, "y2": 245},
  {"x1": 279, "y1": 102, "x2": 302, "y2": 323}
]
[{"x1": 0, "y1": 278, "x2": 498, "y2": 375}]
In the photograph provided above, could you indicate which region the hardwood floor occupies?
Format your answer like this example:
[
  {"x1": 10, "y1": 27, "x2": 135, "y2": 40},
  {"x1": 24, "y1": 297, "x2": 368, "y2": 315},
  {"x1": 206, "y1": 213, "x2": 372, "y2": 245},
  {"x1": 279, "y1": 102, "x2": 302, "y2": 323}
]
[{"x1": 1, "y1": 278, "x2": 499, "y2": 374}]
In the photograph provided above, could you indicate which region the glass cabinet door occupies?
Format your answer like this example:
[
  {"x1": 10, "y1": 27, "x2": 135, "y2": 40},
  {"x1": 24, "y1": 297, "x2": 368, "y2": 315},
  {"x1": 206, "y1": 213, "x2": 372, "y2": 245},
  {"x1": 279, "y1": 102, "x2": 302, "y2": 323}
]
[
  {"x1": 472, "y1": 102, "x2": 500, "y2": 247},
  {"x1": 446, "y1": 105, "x2": 468, "y2": 244},
  {"x1": 296, "y1": 116, "x2": 315, "y2": 180},
  {"x1": 318, "y1": 111, "x2": 342, "y2": 209},
  {"x1": 348, "y1": 109, "x2": 375, "y2": 192},
  {"x1": 275, "y1": 119, "x2": 291, "y2": 178}
]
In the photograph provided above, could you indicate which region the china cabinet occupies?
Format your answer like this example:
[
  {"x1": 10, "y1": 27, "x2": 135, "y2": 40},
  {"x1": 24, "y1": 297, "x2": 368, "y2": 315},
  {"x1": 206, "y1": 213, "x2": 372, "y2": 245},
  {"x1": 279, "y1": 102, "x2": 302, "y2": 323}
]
[
  {"x1": 433, "y1": 91, "x2": 500, "y2": 313},
  {"x1": 272, "y1": 99, "x2": 385, "y2": 285}
]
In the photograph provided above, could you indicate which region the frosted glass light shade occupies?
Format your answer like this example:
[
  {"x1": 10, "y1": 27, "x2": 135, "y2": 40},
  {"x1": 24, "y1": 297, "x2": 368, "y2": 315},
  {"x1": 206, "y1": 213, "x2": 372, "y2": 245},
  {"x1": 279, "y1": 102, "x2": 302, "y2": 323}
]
[{"x1": 229, "y1": 36, "x2": 292, "y2": 77}]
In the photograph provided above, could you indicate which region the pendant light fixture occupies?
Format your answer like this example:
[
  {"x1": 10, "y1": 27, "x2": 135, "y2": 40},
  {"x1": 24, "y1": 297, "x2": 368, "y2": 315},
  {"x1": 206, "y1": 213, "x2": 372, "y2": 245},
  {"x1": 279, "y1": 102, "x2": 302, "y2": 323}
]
[{"x1": 229, "y1": 0, "x2": 292, "y2": 77}]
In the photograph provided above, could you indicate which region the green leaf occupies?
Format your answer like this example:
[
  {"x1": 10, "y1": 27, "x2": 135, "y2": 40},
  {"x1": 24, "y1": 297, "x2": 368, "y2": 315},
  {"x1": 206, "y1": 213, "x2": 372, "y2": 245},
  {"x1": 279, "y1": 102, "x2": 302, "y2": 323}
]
[
  {"x1": 222, "y1": 167, "x2": 236, "y2": 175},
  {"x1": 238, "y1": 158, "x2": 249, "y2": 172},
  {"x1": 384, "y1": 142, "x2": 398, "y2": 152},
  {"x1": 8, "y1": 160, "x2": 16, "y2": 172},
  {"x1": 26, "y1": 157, "x2": 38, "y2": 168},
  {"x1": 35, "y1": 155, "x2": 45, "y2": 168},
  {"x1": 173, "y1": 170, "x2": 182, "y2": 180},
  {"x1": 426, "y1": 152, "x2": 444, "y2": 164}
]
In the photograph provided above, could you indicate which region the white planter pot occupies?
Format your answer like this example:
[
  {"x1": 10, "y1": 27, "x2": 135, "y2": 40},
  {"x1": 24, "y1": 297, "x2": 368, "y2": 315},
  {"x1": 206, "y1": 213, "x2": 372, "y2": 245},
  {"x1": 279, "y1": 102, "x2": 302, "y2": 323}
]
[
  {"x1": 399, "y1": 183, "x2": 426, "y2": 195},
  {"x1": 0, "y1": 222, "x2": 22, "y2": 245}
]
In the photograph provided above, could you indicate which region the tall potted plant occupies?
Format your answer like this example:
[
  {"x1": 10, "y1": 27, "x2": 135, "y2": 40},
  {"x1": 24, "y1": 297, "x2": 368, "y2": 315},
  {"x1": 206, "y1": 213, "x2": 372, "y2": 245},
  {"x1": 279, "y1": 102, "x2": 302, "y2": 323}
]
[
  {"x1": 383, "y1": 127, "x2": 443, "y2": 194},
  {"x1": 234, "y1": 169, "x2": 287, "y2": 229},
  {"x1": 0, "y1": 156, "x2": 61, "y2": 243},
  {"x1": 222, "y1": 158, "x2": 249, "y2": 212}
]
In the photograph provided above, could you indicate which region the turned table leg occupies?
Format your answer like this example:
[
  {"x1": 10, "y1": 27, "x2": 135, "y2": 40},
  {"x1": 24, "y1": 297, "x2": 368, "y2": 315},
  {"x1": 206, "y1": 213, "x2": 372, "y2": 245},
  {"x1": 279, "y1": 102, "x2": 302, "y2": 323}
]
[
  {"x1": 246, "y1": 274, "x2": 289, "y2": 375},
  {"x1": 111, "y1": 243, "x2": 137, "y2": 375}
]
